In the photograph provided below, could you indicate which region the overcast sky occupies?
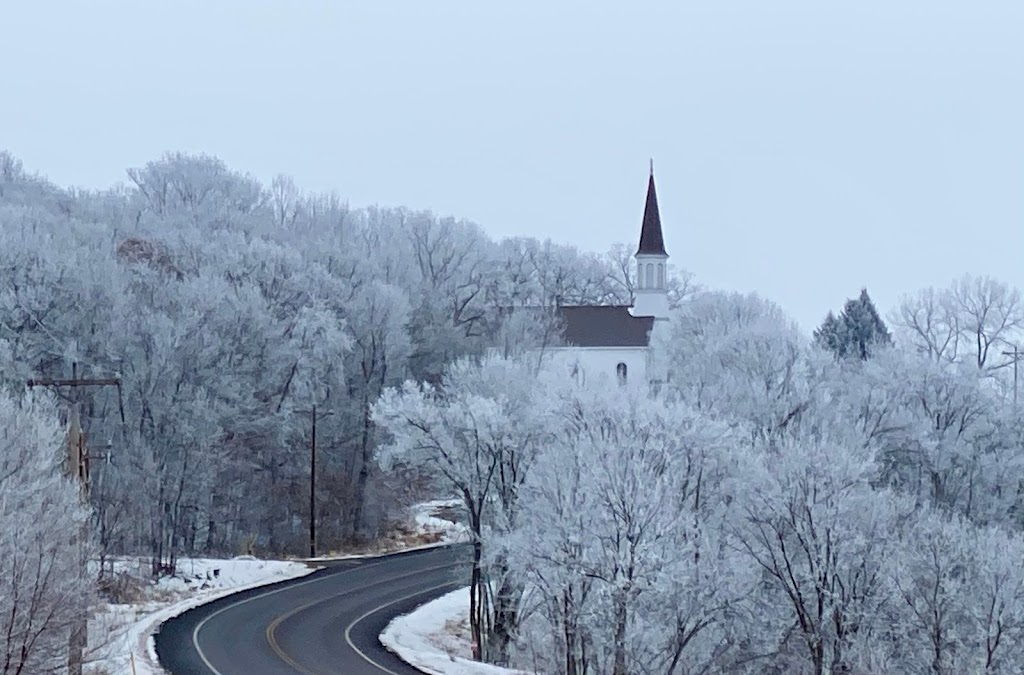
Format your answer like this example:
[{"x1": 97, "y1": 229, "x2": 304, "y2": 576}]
[{"x1": 3, "y1": 1, "x2": 1022, "y2": 330}]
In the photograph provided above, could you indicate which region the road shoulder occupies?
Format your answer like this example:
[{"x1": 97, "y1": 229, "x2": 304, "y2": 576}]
[{"x1": 379, "y1": 586, "x2": 532, "y2": 675}]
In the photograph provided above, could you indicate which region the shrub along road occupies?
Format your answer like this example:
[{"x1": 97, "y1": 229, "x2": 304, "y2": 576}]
[{"x1": 155, "y1": 545, "x2": 471, "y2": 675}]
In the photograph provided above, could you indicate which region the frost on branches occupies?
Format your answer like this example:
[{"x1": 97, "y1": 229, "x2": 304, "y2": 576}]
[
  {"x1": 509, "y1": 386, "x2": 749, "y2": 675},
  {"x1": 375, "y1": 289, "x2": 1024, "y2": 675},
  {"x1": 373, "y1": 354, "x2": 555, "y2": 664},
  {"x1": 0, "y1": 150, "x2": 644, "y2": 576},
  {"x1": 0, "y1": 391, "x2": 95, "y2": 675},
  {"x1": 7, "y1": 151, "x2": 1024, "y2": 674}
]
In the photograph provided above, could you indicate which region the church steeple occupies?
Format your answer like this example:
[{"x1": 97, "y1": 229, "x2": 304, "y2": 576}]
[
  {"x1": 636, "y1": 159, "x2": 667, "y2": 256},
  {"x1": 630, "y1": 160, "x2": 670, "y2": 320}
]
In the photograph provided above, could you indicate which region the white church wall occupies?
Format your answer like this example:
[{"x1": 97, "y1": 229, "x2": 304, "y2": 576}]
[{"x1": 542, "y1": 346, "x2": 649, "y2": 388}]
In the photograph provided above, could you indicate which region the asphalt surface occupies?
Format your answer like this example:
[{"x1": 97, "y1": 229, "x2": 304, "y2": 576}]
[{"x1": 155, "y1": 545, "x2": 472, "y2": 675}]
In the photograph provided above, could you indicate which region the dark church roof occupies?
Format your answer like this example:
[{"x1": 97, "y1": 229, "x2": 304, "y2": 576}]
[
  {"x1": 636, "y1": 165, "x2": 667, "y2": 256},
  {"x1": 556, "y1": 305, "x2": 656, "y2": 348}
]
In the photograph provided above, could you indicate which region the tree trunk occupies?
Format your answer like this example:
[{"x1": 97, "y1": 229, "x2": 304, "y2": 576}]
[
  {"x1": 488, "y1": 566, "x2": 521, "y2": 665},
  {"x1": 205, "y1": 514, "x2": 217, "y2": 553},
  {"x1": 612, "y1": 591, "x2": 628, "y2": 675},
  {"x1": 470, "y1": 538, "x2": 484, "y2": 661},
  {"x1": 351, "y1": 393, "x2": 373, "y2": 540},
  {"x1": 563, "y1": 589, "x2": 578, "y2": 675},
  {"x1": 67, "y1": 619, "x2": 85, "y2": 675}
]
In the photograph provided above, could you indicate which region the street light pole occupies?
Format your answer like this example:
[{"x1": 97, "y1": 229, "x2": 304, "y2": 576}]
[{"x1": 1003, "y1": 346, "x2": 1020, "y2": 408}]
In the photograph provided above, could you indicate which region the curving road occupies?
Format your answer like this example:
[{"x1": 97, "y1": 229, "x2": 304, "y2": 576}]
[{"x1": 155, "y1": 544, "x2": 471, "y2": 675}]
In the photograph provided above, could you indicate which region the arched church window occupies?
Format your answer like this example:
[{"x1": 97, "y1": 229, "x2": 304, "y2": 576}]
[
  {"x1": 616, "y1": 362, "x2": 627, "y2": 385},
  {"x1": 657, "y1": 263, "x2": 665, "y2": 289},
  {"x1": 646, "y1": 264, "x2": 654, "y2": 289}
]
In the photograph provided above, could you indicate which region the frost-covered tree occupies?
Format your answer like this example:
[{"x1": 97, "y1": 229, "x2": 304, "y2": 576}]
[
  {"x1": 832, "y1": 347, "x2": 1022, "y2": 524},
  {"x1": 735, "y1": 431, "x2": 906, "y2": 674},
  {"x1": 948, "y1": 275, "x2": 1024, "y2": 371},
  {"x1": 888, "y1": 512, "x2": 1024, "y2": 674},
  {"x1": 890, "y1": 286, "x2": 961, "y2": 364},
  {"x1": 126, "y1": 152, "x2": 267, "y2": 225},
  {"x1": 372, "y1": 354, "x2": 554, "y2": 663},
  {"x1": 0, "y1": 391, "x2": 95, "y2": 675},
  {"x1": 654, "y1": 290, "x2": 816, "y2": 442},
  {"x1": 509, "y1": 384, "x2": 751, "y2": 675},
  {"x1": 342, "y1": 279, "x2": 411, "y2": 539},
  {"x1": 890, "y1": 275, "x2": 1024, "y2": 374}
]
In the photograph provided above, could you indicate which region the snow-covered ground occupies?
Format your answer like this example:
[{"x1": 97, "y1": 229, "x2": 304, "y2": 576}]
[
  {"x1": 380, "y1": 587, "x2": 532, "y2": 675},
  {"x1": 84, "y1": 499, "x2": 468, "y2": 674},
  {"x1": 85, "y1": 557, "x2": 317, "y2": 675},
  {"x1": 302, "y1": 498, "x2": 469, "y2": 563},
  {"x1": 411, "y1": 497, "x2": 469, "y2": 543}
]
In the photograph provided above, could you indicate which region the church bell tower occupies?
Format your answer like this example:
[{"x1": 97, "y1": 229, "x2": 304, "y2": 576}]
[{"x1": 630, "y1": 161, "x2": 670, "y2": 319}]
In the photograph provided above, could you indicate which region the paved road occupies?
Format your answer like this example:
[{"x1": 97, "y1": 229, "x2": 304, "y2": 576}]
[{"x1": 155, "y1": 545, "x2": 471, "y2": 675}]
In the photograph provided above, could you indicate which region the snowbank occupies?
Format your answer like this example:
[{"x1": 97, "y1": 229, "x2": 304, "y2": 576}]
[
  {"x1": 380, "y1": 587, "x2": 532, "y2": 675},
  {"x1": 412, "y1": 498, "x2": 470, "y2": 543},
  {"x1": 302, "y1": 498, "x2": 470, "y2": 563},
  {"x1": 85, "y1": 557, "x2": 315, "y2": 675}
]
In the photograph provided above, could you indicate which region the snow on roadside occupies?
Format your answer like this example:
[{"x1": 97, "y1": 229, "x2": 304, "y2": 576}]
[
  {"x1": 85, "y1": 557, "x2": 316, "y2": 675},
  {"x1": 380, "y1": 587, "x2": 533, "y2": 675},
  {"x1": 412, "y1": 498, "x2": 470, "y2": 543},
  {"x1": 84, "y1": 499, "x2": 468, "y2": 675},
  {"x1": 302, "y1": 498, "x2": 470, "y2": 563}
]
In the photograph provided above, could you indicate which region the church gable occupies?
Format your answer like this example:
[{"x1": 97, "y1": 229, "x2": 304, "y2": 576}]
[{"x1": 556, "y1": 305, "x2": 655, "y2": 348}]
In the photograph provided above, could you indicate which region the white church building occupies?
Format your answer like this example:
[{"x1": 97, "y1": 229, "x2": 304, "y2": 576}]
[{"x1": 542, "y1": 165, "x2": 672, "y2": 388}]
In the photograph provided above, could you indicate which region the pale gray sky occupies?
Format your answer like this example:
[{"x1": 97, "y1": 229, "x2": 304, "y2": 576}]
[{"x1": 3, "y1": 1, "x2": 1022, "y2": 330}]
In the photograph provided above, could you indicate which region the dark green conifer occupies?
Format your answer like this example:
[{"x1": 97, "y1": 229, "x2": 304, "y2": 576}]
[{"x1": 815, "y1": 289, "x2": 892, "y2": 360}]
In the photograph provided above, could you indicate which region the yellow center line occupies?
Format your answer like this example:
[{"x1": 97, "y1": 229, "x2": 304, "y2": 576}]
[
  {"x1": 190, "y1": 547, "x2": 461, "y2": 675},
  {"x1": 264, "y1": 561, "x2": 466, "y2": 674},
  {"x1": 192, "y1": 565, "x2": 375, "y2": 675}
]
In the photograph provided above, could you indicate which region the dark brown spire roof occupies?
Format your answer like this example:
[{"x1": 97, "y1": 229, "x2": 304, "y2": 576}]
[{"x1": 636, "y1": 163, "x2": 667, "y2": 256}]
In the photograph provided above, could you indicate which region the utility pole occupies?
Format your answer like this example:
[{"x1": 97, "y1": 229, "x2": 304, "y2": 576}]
[
  {"x1": 293, "y1": 406, "x2": 334, "y2": 558},
  {"x1": 1004, "y1": 346, "x2": 1021, "y2": 408},
  {"x1": 26, "y1": 361, "x2": 124, "y2": 675},
  {"x1": 27, "y1": 362, "x2": 125, "y2": 498}
]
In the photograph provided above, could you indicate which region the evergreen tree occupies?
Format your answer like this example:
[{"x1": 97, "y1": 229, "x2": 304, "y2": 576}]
[
  {"x1": 813, "y1": 310, "x2": 844, "y2": 355},
  {"x1": 815, "y1": 288, "x2": 892, "y2": 360},
  {"x1": 843, "y1": 288, "x2": 892, "y2": 359}
]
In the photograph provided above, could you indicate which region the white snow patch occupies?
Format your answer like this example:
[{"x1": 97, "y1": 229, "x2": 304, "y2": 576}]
[
  {"x1": 412, "y1": 498, "x2": 470, "y2": 544},
  {"x1": 380, "y1": 586, "x2": 532, "y2": 675},
  {"x1": 298, "y1": 499, "x2": 469, "y2": 563},
  {"x1": 85, "y1": 557, "x2": 316, "y2": 675}
]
